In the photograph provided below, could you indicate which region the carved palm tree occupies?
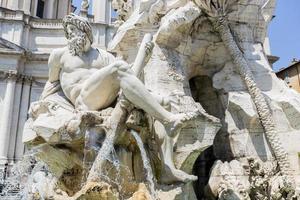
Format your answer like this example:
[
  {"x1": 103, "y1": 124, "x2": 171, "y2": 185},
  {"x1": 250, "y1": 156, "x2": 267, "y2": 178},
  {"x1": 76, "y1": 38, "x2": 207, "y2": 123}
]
[{"x1": 193, "y1": 0, "x2": 293, "y2": 179}]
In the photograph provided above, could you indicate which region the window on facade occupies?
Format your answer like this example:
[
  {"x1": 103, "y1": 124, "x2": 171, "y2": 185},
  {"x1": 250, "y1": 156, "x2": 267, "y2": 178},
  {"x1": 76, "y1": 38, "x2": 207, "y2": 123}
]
[
  {"x1": 36, "y1": 0, "x2": 45, "y2": 18},
  {"x1": 284, "y1": 71, "x2": 290, "y2": 84},
  {"x1": 111, "y1": 6, "x2": 118, "y2": 23}
]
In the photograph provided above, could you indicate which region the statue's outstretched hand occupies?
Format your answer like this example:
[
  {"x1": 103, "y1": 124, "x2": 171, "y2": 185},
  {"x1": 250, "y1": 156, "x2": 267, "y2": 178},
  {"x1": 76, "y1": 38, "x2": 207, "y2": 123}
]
[{"x1": 110, "y1": 60, "x2": 130, "y2": 72}]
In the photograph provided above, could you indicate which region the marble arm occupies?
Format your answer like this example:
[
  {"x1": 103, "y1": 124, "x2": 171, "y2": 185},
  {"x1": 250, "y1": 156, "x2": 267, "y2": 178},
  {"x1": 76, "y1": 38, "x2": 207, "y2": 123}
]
[
  {"x1": 48, "y1": 49, "x2": 63, "y2": 83},
  {"x1": 40, "y1": 49, "x2": 63, "y2": 100},
  {"x1": 40, "y1": 81, "x2": 61, "y2": 100}
]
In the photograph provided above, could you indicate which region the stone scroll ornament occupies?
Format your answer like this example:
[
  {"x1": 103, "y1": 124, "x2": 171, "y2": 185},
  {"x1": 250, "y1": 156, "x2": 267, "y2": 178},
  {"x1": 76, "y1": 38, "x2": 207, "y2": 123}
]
[{"x1": 193, "y1": 0, "x2": 295, "y2": 190}]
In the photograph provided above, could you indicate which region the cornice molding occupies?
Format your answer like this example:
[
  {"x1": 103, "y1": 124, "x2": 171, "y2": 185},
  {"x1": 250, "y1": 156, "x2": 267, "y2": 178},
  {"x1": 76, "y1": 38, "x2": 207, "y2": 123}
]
[
  {"x1": 29, "y1": 19, "x2": 63, "y2": 29},
  {"x1": 0, "y1": 7, "x2": 112, "y2": 30},
  {"x1": 0, "y1": 37, "x2": 25, "y2": 57},
  {"x1": 0, "y1": 37, "x2": 25, "y2": 52},
  {"x1": 25, "y1": 52, "x2": 50, "y2": 61}
]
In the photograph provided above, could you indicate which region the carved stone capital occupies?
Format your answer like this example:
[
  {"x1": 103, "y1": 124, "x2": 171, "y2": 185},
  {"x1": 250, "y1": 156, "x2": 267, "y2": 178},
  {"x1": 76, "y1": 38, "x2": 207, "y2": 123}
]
[
  {"x1": 0, "y1": 71, "x2": 34, "y2": 84},
  {"x1": 22, "y1": 75, "x2": 33, "y2": 85},
  {"x1": 4, "y1": 70, "x2": 18, "y2": 81}
]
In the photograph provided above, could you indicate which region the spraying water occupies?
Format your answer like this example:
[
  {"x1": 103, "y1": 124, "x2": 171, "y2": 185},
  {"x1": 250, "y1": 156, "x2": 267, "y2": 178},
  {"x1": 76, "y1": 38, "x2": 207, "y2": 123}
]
[
  {"x1": 87, "y1": 123, "x2": 118, "y2": 182},
  {"x1": 130, "y1": 130, "x2": 157, "y2": 199},
  {"x1": 85, "y1": 125, "x2": 123, "y2": 192},
  {"x1": 0, "y1": 154, "x2": 47, "y2": 200}
]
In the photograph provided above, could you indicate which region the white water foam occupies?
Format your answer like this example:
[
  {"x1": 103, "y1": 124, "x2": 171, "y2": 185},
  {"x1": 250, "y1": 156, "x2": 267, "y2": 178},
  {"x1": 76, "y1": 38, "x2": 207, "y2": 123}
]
[{"x1": 130, "y1": 130, "x2": 157, "y2": 199}]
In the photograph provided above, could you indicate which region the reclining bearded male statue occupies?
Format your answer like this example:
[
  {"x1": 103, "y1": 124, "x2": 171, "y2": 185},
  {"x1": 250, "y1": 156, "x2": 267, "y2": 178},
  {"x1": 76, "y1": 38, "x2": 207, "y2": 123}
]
[{"x1": 27, "y1": 13, "x2": 200, "y2": 187}]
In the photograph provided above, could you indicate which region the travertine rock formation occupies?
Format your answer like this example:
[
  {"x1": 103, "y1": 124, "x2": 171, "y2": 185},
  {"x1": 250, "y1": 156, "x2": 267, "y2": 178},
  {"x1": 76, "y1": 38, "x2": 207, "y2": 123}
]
[{"x1": 205, "y1": 160, "x2": 250, "y2": 200}]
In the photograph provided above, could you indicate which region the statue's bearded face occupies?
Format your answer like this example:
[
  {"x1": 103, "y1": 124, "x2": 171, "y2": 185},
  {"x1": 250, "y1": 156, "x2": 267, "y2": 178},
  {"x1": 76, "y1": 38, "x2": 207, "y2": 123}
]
[{"x1": 65, "y1": 24, "x2": 88, "y2": 56}]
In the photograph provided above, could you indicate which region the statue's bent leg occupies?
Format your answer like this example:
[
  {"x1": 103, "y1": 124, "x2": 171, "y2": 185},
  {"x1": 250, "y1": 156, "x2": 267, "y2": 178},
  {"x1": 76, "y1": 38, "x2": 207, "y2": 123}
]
[
  {"x1": 117, "y1": 67, "x2": 174, "y2": 122},
  {"x1": 154, "y1": 120, "x2": 198, "y2": 183},
  {"x1": 77, "y1": 61, "x2": 199, "y2": 137},
  {"x1": 76, "y1": 65, "x2": 121, "y2": 110},
  {"x1": 115, "y1": 63, "x2": 200, "y2": 137},
  {"x1": 76, "y1": 62, "x2": 173, "y2": 114}
]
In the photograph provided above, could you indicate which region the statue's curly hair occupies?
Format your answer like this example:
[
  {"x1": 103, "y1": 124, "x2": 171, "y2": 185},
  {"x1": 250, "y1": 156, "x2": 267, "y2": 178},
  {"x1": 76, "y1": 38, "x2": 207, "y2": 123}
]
[{"x1": 62, "y1": 13, "x2": 93, "y2": 44}]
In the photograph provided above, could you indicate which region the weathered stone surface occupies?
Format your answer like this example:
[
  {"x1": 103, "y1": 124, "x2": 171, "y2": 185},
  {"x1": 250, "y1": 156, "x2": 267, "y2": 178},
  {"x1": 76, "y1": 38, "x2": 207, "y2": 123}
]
[
  {"x1": 73, "y1": 182, "x2": 118, "y2": 200},
  {"x1": 205, "y1": 160, "x2": 250, "y2": 200},
  {"x1": 129, "y1": 183, "x2": 152, "y2": 200}
]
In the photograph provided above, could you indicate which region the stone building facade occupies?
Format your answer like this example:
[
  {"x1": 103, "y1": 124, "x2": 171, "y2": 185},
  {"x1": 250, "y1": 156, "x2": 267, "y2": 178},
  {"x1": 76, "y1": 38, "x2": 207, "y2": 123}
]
[
  {"x1": 0, "y1": 0, "x2": 116, "y2": 169},
  {"x1": 276, "y1": 59, "x2": 300, "y2": 92}
]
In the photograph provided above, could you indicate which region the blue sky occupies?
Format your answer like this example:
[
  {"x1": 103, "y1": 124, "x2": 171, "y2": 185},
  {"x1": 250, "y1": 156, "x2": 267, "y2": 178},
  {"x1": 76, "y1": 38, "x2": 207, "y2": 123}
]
[
  {"x1": 73, "y1": 0, "x2": 299, "y2": 71},
  {"x1": 268, "y1": 0, "x2": 300, "y2": 71}
]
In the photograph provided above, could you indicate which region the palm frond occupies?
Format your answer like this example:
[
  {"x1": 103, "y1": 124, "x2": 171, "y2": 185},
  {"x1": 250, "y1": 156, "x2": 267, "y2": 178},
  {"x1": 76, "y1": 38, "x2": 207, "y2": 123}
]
[{"x1": 194, "y1": 0, "x2": 238, "y2": 17}]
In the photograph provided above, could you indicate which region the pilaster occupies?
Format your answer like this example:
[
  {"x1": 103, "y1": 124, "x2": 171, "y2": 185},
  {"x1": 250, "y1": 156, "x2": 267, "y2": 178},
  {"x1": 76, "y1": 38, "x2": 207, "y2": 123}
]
[
  {"x1": 57, "y1": 0, "x2": 70, "y2": 18},
  {"x1": 44, "y1": 0, "x2": 56, "y2": 19},
  {"x1": 0, "y1": 71, "x2": 18, "y2": 167},
  {"x1": 31, "y1": 0, "x2": 38, "y2": 17},
  {"x1": 14, "y1": 76, "x2": 32, "y2": 161},
  {"x1": 93, "y1": 0, "x2": 109, "y2": 23},
  {"x1": 23, "y1": 0, "x2": 32, "y2": 15},
  {"x1": 7, "y1": 75, "x2": 24, "y2": 163},
  {"x1": 7, "y1": 0, "x2": 19, "y2": 10}
]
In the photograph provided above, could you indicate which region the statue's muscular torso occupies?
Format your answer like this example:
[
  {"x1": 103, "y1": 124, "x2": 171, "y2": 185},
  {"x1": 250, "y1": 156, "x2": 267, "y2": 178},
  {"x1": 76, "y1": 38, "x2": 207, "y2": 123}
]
[{"x1": 48, "y1": 47, "x2": 116, "y2": 105}]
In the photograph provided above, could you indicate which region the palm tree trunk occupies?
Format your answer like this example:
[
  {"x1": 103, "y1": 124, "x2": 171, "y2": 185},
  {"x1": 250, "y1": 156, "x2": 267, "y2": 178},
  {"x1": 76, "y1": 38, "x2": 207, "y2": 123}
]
[{"x1": 213, "y1": 17, "x2": 292, "y2": 177}]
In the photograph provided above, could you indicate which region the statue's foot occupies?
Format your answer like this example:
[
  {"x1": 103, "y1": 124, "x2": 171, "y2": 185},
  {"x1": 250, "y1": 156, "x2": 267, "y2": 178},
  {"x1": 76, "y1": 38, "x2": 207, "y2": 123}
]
[
  {"x1": 160, "y1": 165, "x2": 198, "y2": 184},
  {"x1": 165, "y1": 112, "x2": 199, "y2": 137}
]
